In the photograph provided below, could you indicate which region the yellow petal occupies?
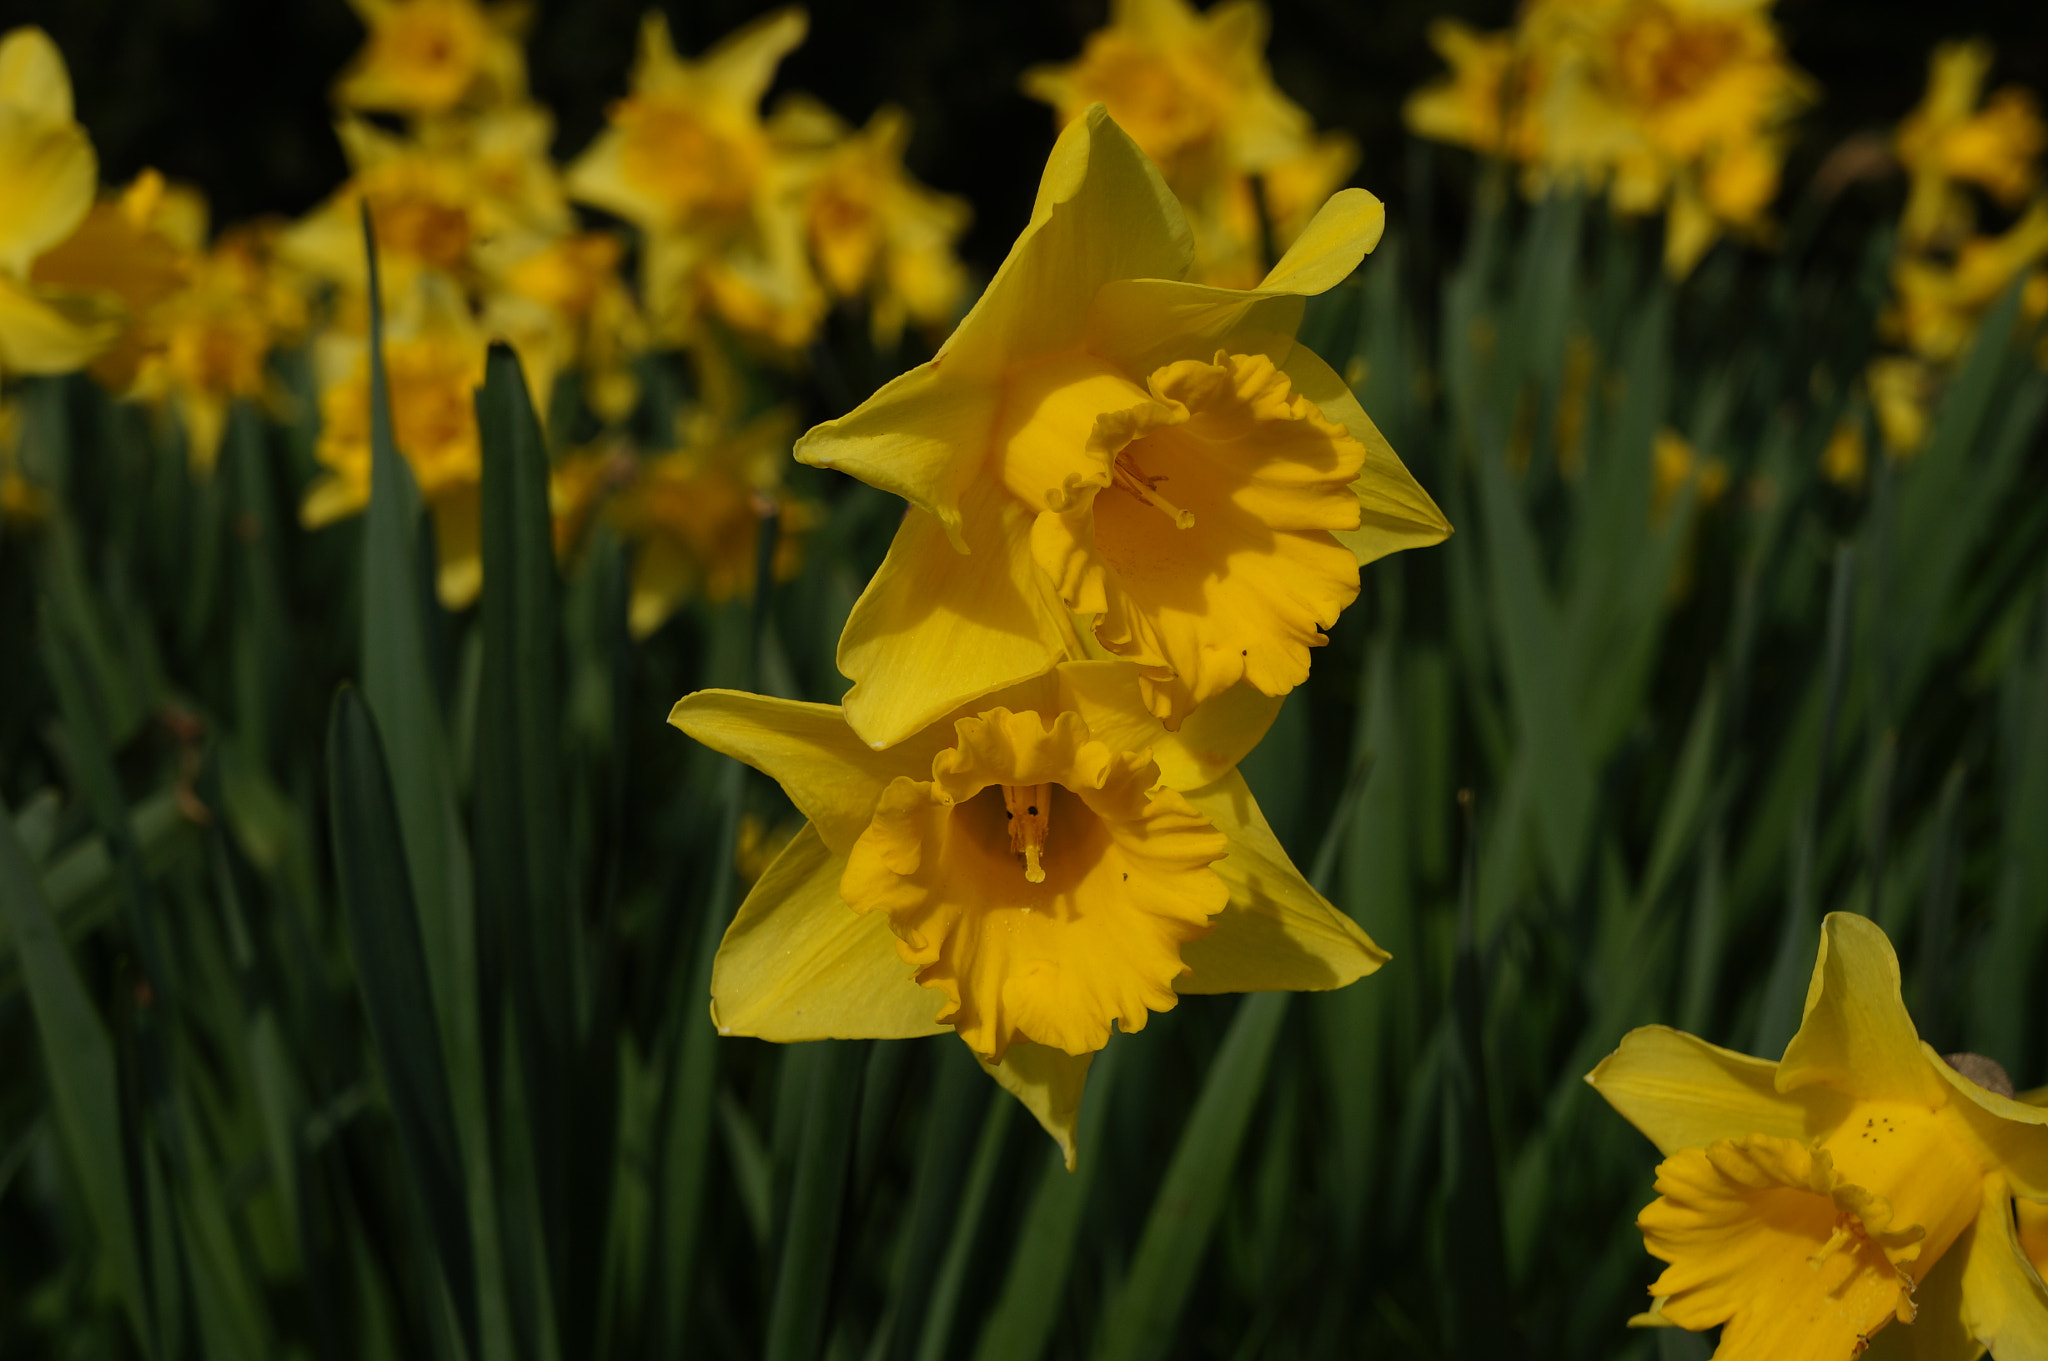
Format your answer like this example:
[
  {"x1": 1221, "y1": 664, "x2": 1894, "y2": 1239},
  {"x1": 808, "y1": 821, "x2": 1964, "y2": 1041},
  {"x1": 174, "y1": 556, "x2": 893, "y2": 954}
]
[
  {"x1": 0, "y1": 112, "x2": 94, "y2": 278},
  {"x1": 0, "y1": 28, "x2": 74, "y2": 125},
  {"x1": 835, "y1": 477, "x2": 1070, "y2": 750},
  {"x1": 693, "y1": 7, "x2": 807, "y2": 110},
  {"x1": 429, "y1": 488, "x2": 481, "y2": 611},
  {"x1": 1778, "y1": 913, "x2": 1949, "y2": 1108},
  {"x1": 1281, "y1": 345, "x2": 1453, "y2": 566},
  {"x1": 709, "y1": 822, "x2": 949, "y2": 1041},
  {"x1": 1257, "y1": 188, "x2": 1385, "y2": 295},
  {"x1": 980, "y1": 1041, "x2": 1093, "y2": 1171},
  {"x1": 626, "y1": 536, "x2": 695, "y2": 640},
  {"x1": 1174, "y1": 769, "x2": 1387, "y2": 993},
  {"x1": 0, "y1": 273, "x2": 120, "y2": 376},
  {"x1": 1642, "y1": 1135, "x2": 1917, "y2": 1356},
  {"x1": 1053, "y1": 661, "x2": 1279, "y2": 790},
  {"x1": 792, "y1": 358, "x2": 999, "y2": 544},
  {"x1": 1084, "y1": 276, "x2": 1306, "y2": 378},
  {"x1": 1957, "y1": 1177, "x2": 2048, "y2": 1356},
  {"x1": 1861, "y1": 1214, "x2": 1977, "y2": 1361},
  {"x1": 1587, "y1": 1025, "x2": 1814, "y2": 1158},
  {"x1": 668, "y1": 689, "x2": 919, "y2": 855},
  {"x1": 1928, "y1": 1047, "x2": 2048, "y2": 1202}
]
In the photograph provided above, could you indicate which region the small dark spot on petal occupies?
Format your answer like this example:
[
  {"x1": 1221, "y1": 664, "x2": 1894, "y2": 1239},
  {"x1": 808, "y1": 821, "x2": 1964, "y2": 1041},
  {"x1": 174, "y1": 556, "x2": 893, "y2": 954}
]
[{"x1": 1027, "y1": 806, "x2": 1038, "y2": 816}]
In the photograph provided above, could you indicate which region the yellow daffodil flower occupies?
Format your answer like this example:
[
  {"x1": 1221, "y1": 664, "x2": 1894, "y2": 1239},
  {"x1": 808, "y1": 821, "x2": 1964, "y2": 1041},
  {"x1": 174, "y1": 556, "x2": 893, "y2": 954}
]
[
  {"x1": 490, "y1": 229, "x2": 646, "y2": 425},
  {"x1": 1649, "y1": 428, "x2": 1726, "y2": 520},
  {"x1": 566, "y1": 9, "x2": 825, "y2": 349},
  {"x1": 605, "y1": 406, "x2": 809, "y2": 638},
  {"x1": 1022, "y1": 0, "x2": 1356, "y2": 286},
  {"x1": 284, "y1": 111, "x2": 568, "y2": 303},
  {"x1": 126, "y1": 222, "x2": 306, "y2": 477},
  {"x1": 1896, "y1": 42, "x2": 2047, "y2": 252},
  {"x1": 32, "y1": 170, "x2": 201, "y2": 397},
  {"x1": 671, "y1": 659, "x2": 1385, "y2": 1164},
  {"x1": 771, "y1": 96, "x2": 970, "y2": 346},
  {"x1": 797, "y1": 105, "x2": 1447, "y2": 749},
  {"x1": 0, "y1": 27, "x2": 126, "y2": 377},
  {"x1": 1886, "y1": 201, "x2": 2048, "y2": 365},
  {"x1": 1820, "y1": 413, "x2": 1868, "y2": 490},
  {"x1": 1589, "y1": 913, "x2": 2048, "y2": 1358},
  {"x1": 301, "y1": 276, "x2": 495, "y2": 608},
  {"x1": 1402, "y1": 19, "x2": 1544, "y2": 163},
  {"x1": 334, "y1": 0, "x2": 528, "y2": 120}
]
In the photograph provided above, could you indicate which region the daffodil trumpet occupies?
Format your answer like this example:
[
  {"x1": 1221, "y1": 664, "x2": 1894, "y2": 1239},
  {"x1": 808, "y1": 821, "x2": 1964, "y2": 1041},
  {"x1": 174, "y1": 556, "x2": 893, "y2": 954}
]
[
  {"x1": 670, "y1": 660, "x2": 1387, "y2": 1167},
  {"x1": 1588, "y1": 913, "x2": 2048, "y2": 1358},
  {"x1": 797, "y1": 104, "x2": 1448, "y2": 750}
]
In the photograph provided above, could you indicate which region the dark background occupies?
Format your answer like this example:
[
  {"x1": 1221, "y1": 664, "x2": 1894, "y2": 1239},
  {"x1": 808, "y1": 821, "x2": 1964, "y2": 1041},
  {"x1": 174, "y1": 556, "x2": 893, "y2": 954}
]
[{"x1": 5, "y1": 0, "x2": 2048, "y2": 271}]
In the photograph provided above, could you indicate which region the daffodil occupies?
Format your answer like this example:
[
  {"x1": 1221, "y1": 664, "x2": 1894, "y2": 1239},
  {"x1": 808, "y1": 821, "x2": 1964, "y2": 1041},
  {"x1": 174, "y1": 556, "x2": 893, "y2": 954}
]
[
  {"x1": 796, "y1": 106, "x2": 1447, "y2": 749},
  {"x1": 301, "y1": 276, "x2": 493, "y2": 608},
  {"x1": 1022, "y1": 0, "x2": 1356, "y2": 285},
  {"x1": 123, "y1": 221, "x2": 306, "y2": 477},
  {"x1": 604, "y1": 404, "x2": 809, "y2": 638},
  {"x1": 567, "y1": 10, "x2": 825, "y2": 348},
  {"x1": 1588, "y1": 913, "x2": 2048, "y2": 1358},
  {"x1": 771, "y1": 96, "x2": 970, "y2": 346},
  {"x1": 1402, "y1": 19, "x2": 1544, "y2": 163},
  {"x1": 1886, "y1": 201, "x2": 2048, "y2": 365},
  {"x1": 29, "y1": 169, "x2": 197, "y2": 390},
  {"x1": 1896, "y1": 42, "x2": 2047, "y2": 252},
  {"x1": 283, "y1": 111, "x2": 567, "y2": 303},
  {"x1": 334, "y1": 0, "x2": 528, "y2": 120},
  {"x1": 671, "y1": 659, "x2": 1385, "y2": 1164},
  {"x1": 1649, "y1": 427, "x2": 1726, "y2": 520},
  {"x1": 0, "y1": 27, "x2": 125, "y2": 377}
]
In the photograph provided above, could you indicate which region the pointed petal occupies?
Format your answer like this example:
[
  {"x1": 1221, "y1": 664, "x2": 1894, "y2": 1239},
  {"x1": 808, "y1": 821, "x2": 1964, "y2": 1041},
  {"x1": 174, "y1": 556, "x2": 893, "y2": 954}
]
[
  {"x1": 1258, "y1": 189, "x2": 1385, "y2": 295},
  {"x1": 1778, "y1": 913, "x2": 1949, "y2": 1107},
  {"x1": 0, "y1": 274, "x2": 120, "y2": 376},
  {"x1": 1957, "y1": 1178, "x2": 2048, "y2": 1356},
  {"x1": 1860, "y1": 1208, "x2": 1976, "y2": 1361},
  {"x1": 1054, "y1": 661, "x2": 1279, "y2": 790},
  {"x1": 1173, "y1": 770, "x2": 1386, "y2": 993},
  {"x1": 1929, "y1": 1045, "x2": 2048, "y2": 1202},
  {"x1": 0, "y1": 27, "x2": 75, "y2": 123},
  {"x1": 669, "y1": 690, "x2": 920, "y2": 855},
  {"x1": 1280, "y1": 345, "x2": 1453, "y2": 565},
  {"x1": 709, "y1": 823, "x2": 949, "y2": 1041},
  {"x1": 980, "y1": 1040, "x2": 1093, "y2": 1171},
  {"x1": 1084, "y1": 277, "x2": 1305, "y2": 378},
  {"x1": 835, "y1": 477, "x2": 1068, "y2": 750},
  {"x1": 792, "y1": 360, "x2": 999, "y2": 543},
  {"x1": 0, "y1": 113, "x2": 94, "y2": 276},
  {"x1": 1586, "y1": 1025, "x2": 1816, "y2": 1157},
  {"x1": 696, "y1": 8, "x2": 807, "y2": 109}
]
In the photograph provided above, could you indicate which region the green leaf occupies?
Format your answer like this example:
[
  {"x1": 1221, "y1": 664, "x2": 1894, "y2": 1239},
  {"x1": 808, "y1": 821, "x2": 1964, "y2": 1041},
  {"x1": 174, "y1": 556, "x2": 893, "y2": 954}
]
[
  {"x1": 914, "y1": 1088, "x2": 1012, "y2": 1361},
  {"x1": 884, "y1": 1039, "x2": 988, "y2": 1361},
  {"x1": 970, "y1": 1043, "x2": 1120, "y2": 1361},
  {"x1": 764, "y1": 1041, "x2": 866, "y2": 1361},
  {"x1": 325, "y1": 684, "x2": 479, "y2": 1355},
  {"x1": 1092, "y1": 993, "x2": 1289, "y2": 1361},
  {"x1": 0, "y1": 796, "x2": 153, "y2": 1355}
]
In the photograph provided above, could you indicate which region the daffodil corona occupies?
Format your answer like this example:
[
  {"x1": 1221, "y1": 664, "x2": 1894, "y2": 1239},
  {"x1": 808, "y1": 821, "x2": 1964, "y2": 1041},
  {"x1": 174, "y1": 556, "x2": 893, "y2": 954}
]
[
  {"x1": 1588, "y1": 914, "x2": 2048, "y2": 1358},
  {"x1": 799, "y1": 105, "x2": 1448, "y2": 748},
  {"x1": 672, "y1": 661, "x2": 1386, "y2": 1164}
]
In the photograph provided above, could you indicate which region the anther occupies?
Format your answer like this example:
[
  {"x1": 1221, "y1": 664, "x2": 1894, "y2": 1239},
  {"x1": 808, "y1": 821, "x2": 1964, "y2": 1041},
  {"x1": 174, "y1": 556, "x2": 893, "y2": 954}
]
[
  {"x1": 1003, "y1": 783, "x2": 1051, "y2": 883},
  {"x1": 1112, "y1": 453, "x2": 1194, "y2": 528}
]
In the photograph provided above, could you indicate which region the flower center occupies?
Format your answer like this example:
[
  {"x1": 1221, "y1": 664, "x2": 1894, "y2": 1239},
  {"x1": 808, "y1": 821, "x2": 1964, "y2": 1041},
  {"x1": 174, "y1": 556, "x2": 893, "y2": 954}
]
[
  {"x1": 1110, "y1": 448, "x2": 1194, "y2": 528},
  {"x1": 1002, "y1": 782, "x2": 1051, "y2": 882}
]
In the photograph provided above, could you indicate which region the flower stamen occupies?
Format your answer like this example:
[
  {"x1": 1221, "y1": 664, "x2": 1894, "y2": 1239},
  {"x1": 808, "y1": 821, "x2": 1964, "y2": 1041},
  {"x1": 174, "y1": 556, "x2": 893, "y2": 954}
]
[
  {"x1": 1112, "y1": 451, "x2": 1194, "y2": 528},
  {"x1": 1003, "y1": 783, "x2": 1052, "y2": 883}
]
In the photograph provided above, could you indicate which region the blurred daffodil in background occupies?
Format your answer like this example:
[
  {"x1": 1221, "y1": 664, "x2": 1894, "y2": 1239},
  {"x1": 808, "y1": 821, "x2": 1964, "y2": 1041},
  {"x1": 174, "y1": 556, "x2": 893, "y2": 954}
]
[
  {"x1": 1023, "y1": 0, "x2": 1358, "y2": 288},
  {"x1": 672, "y1": 661, "x2": 1384, "y2": 1165},
  {"x1": 1590, "y1": 914, "x2": 2048, "y2": 1358},
  {"x1": 1407, "y1": 0, "x2": 1812, "y2": 277}
]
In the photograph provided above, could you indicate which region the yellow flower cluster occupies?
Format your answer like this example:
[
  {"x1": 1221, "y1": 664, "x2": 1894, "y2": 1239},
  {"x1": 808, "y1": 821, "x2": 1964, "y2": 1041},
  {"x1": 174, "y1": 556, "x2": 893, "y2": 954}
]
[
  {"x1": 1405, "y1": 0, "x2": 1812, "y2": 277},
  {"x1": 1022, "y1": 0, "x2": 1358, "y2": 289},
  {"x1": 1590, "y1": 914, "x2": 2048, "y2": 1358},
  {"x1": 1844, "y1": 42, "x2": 2048, "y2": 475},
  {"x1": 672, "y1": 107, "x2": 1451, "y2": 1163},
  {"x1": 0, "y1": 28, "x2": 304, "y2": 488}
]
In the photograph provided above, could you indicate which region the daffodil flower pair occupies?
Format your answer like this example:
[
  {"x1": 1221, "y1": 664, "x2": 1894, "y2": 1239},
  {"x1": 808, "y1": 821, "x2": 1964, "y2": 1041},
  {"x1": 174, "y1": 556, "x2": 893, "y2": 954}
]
[
  {"x1": 1590, "y1": 913, "x2": 2048, "y2": 1358},
  {"x1": 672, "y1": 661, "x2": 1384, "y2": 1164},
  {"x1": 798, "y1": 103, "x2": 1449, "y2": 747}
]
